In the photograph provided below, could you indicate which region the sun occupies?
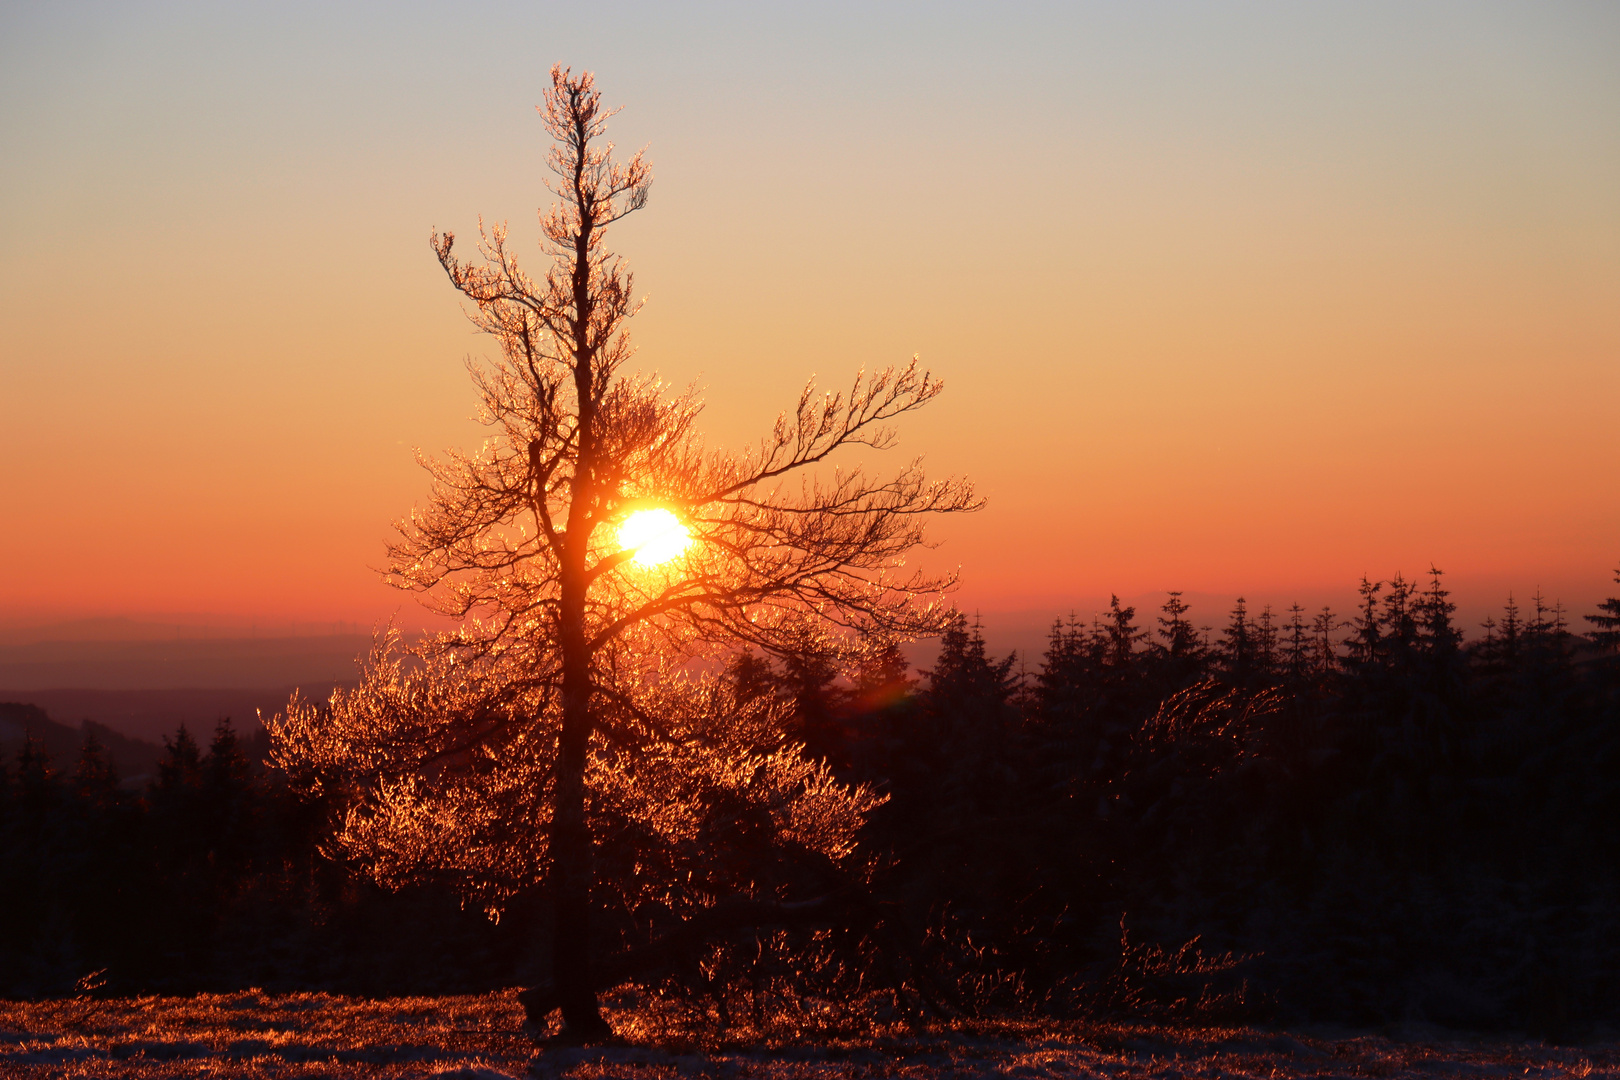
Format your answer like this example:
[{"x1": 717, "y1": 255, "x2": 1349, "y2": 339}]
[{"x1": 616, "y1": 508, "x2": 691, "y2": 568}]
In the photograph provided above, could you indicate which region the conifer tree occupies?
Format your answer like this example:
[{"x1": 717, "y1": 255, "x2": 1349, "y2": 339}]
[
  {"x1": 1379, "y1": 573, "x2": 1418, "y2": 660},
  {"x1": 1036, "y1": 614, "x2": 1090, "y2": 719},
  {"x1": 157, "y1": 726, "x2": 203, "y2": 796},
  {"x1": 928, "y1": 612, "x2": 1017, "y2": 705},
  {"x1": 1587, "y1": 566, "x2": 1620, "y2": 651},
  {"x1": 1417, "y1": 566, "x2": 1461, "y2": 660},
  {"x1": 850, "y1": 639, "x2": 913, "y2": 715},
  {"x1": 1311, "y1": 606, "x2": 1341, "y2": 675},
  {"x1": 150, "y1": 724, "x2": 210, "y2": 939},
  {"x1": 203, "y1": 720, "x2": 255, "y2": 876},
  {"x1": 724, "y1": 648, "x2": 779, "y2": 705},
  {"x1": 1219, "y1": 597, "x2": 1255, "y2": 684},
  {"x1": 1284, "y1": 603, "x2": 1313, "y2": 682},
  {"x1": 1254, "y1": 604, "x2": 1279, "y2": 681},
  {"x1": 1102, "y1": 596, "x2": 1147, "y2": 672},
  {"x1": 1477, "y1": 614, "x2": 1500, "y2": 669},
  {"x1": 1529, "y1": 590, "x2": 1553, "y2": 640},
  {"x1": 1156, "y1": 591, "x2": 1202, "y2": 663},
  {"x1": 1499, "y1": 594, "x2": 1522, "y2": 663},
  {"x1": 1345, "y1": 578, "x2": 1382, "y2": 668},
  {"x1": 72, "y1": 730, "x2": 118, "y2": 809},
  {"x1": 16, "y1": 735, "x2": 58, "y2": 816},
  {"x1": 205, "y1": 720, "x2": 252, "y2": 796}
]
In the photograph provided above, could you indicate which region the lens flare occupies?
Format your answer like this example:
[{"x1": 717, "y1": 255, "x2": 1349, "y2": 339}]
[{"x1": 616, "y1": 508, "x2": 691, "y2": 568}]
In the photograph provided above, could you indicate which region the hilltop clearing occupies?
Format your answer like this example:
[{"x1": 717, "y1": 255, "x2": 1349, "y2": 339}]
[{"x1": 0, "y1": 991, "x2": 1612, "y2": 1079}]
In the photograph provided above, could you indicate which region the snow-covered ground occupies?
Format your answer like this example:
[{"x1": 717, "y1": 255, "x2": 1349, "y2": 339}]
[{"x1": 0, "y1": 990, "x2": 1612, "y2": 1078}]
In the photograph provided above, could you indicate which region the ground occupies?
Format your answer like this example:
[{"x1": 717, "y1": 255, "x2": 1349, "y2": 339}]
[{"x1": 0, "y1": 991, "x2": 1611, "y2": 1078}]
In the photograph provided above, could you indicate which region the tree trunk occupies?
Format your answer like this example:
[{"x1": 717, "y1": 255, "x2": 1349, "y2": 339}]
[
  {"x1": 542, "y1": 131, "x2": 613, "y2": 1041},
  {"x1": 548, "y1": 554, "x2": 612, "y2": 1041},
  {"x1": 535, "y1": 108, "x2": 620, "y2": 1040}
]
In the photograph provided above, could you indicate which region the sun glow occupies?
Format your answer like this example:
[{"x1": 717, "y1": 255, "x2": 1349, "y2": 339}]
[{"x1": 616, "y1": 508, "x2": 691, "y2": 568}]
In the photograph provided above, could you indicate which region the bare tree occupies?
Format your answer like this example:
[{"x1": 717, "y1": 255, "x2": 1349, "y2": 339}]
[{"x1": 274, "y1": 65, "x2": 976, "y2": 1041}]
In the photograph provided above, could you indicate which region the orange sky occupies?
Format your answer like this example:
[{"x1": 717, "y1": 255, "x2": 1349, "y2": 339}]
[{"x1": 2, "y1": 3, "x2": 1617, "y2": 650}]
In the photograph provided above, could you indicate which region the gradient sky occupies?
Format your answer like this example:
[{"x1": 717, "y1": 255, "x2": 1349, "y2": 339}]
[{"x1": 2, "y1": 2, "x2": 1617, "y2": 647}]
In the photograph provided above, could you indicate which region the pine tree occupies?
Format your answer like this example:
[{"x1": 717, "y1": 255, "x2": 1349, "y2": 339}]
[
  {"x1": 157, "y1": 726, "x2": 203, "y2": 795},
  {"x1": 205, "y1": 719, "x2": 252, "y2": 796},
  {"x1": 1477, "y1": 614, "x2": 1500, "y2": 669},
  {"x1": 1036, "y1": 614, "x2": 1090, "y2": 719},
  {"x1": 1219, "y1": 597, "x2": 1255, "y2": 684},
  {"x1": 725, "y1": 648, "x2": 779, "y2": 704},
  {"x1": 1102, "y1": 595, "x2": 1146, "y2": 672},
  {"x1": 1379, "y1": 573, "x2": 1418, "y2": 657},
  {"x1": 1529, "y1": 590, "x2": 1553, "y2": 640},
  {"x1": 1153, "y1": 592, "x2": 1205, "y2": 667},
  {"x1": 850, "y1": 639, "x2": 913, "y2": 714},
  {"x1": 203, "y1": 719, "x2": 255, "y2": 875},
  {"x1": 776, "y1": 625, "x2": 844, "y2": 759},
  {"x1": 1521, "y1": 590, "x2": 1575, "y2": 675},
  {"x1": 1284, "y1": 603, "x2": 1313, "y2": 682},
  {"x1": 151, "y1": 725, "x2": 208, "y2": 891},
  {"x1": 928, "y1": 612, "x2": 1018, "y2": 705},
  {"x1": 1500, "y1": 594, "x2": 1522, "y2": 663},
  {"x1": 1345, "y1": 578, "x2": 1382, "y2": 668},
  {"x1": 1585, "y1": 566, "x2": 1620, "y2": 651},
  {"x1": 1417, "y1": 565, "x2": 1461, "y2": 660},
  {"x1": 16, "y1": 735, "x2": 58, "y2": 816},
  {"x1": 72, "y1": 730, "x2": 118, "y2": 810},
  {"x1": 1312, "y1": 606, "x2": 1341, "y2": 675},
  {"x1": 1254, "y1": 604, "x2": 1280, "y2": 681}
]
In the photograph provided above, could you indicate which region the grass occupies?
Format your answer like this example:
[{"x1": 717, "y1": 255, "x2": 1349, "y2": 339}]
[{"x1": 0, "y1": 989, "x2": 1614, "y2": 1078}]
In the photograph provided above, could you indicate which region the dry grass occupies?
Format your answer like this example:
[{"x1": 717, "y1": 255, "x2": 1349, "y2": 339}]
[
  {"x1": 0, "y1": 990, "x2": 1615, "y2": 1079},
  {"x1": 0, "y1": 990, "x2": 528, "y2": 1078}
]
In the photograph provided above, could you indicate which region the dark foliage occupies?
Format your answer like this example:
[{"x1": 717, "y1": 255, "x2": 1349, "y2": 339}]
[
  {"x1": 0, "y1": 714, "x2": 536, "y2": 999},
  {"x1": 826, "y1": 570, "x2": 1620, "y2": 1035},
  {"x1": 3, "y1": 568, "x2": 1620, "y2": 1036}
]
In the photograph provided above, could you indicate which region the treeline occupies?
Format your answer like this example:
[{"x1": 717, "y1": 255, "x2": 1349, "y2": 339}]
[
  {"x1": 817, "y1": 570, "x2": 1620, "y2": 1035},
  {"x1": 3, "y1": 569, "x2": 1619, "y2": 1035},
  {"x1": 0, "y1": 710, "x2": 531, "y2": 998}
]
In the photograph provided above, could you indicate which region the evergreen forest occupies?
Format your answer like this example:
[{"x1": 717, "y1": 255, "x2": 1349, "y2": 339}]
[{"x1": 4, "y1": 568, "x2": 1620, "y2": 1039}]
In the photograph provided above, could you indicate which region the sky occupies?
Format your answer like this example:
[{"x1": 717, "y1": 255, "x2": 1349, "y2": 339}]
[{"x1": 2, "y1": 1, "x2": 1617, "y2": 653}]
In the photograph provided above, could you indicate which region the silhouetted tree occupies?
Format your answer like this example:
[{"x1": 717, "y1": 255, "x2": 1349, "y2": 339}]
[
  {"x1": 1312, "y1": 606, "x2": 1341, "y2": 675},
  {"x1": 849, "y1": 638, "x2": 913, "y2": 716},
  {"x1": 725, "y1": 648, "x2": 779, "y2": 704},
  {"x1": 1416, "y1": 566, "x2": 1461, "y2": 661},
  {"x1": 1156, "y1": 592, "x2": 1203, "y2": 668},
  {"x1": 1037, "y1": 615, "x2": 1088, "y2": 714},
  {"x1": 1283, "y1": 603, "x2": 1312, "y2": 683},
  {"x1": 1102, "y1": 596, "x2": 1147, "y2": 674},
  {"x1": 1218, "y1": 598, "x2": 1256, "y2": 685},
  {"x1": 1500, "y1": 593, "x2": 1522, "y2": 662},
  {"x1": 72, "y1": 730, "x2": 118, "y2": 809},
  {"x1": 1344, "y1": 578, "x2": 1382, "y2": 669},
  {"x1": 12, "y1": 563, "x2": 1620, "y2": 1026},
  {"x1": 928, "y1": 613, "x2": 1017, "y2": 706},
  {"x1": 776, "y1": 625, "x2": 845, "y2": 762},
  {"x1": 1380, "y1": 573, "x2": 1419, "y2": 657},
  {"x1": 157, "y1": 726, "x2": 203, "y2": 797},
  {"x1": 1254, "y1": 604, "x2": 1280, "y2": 682},
  {"x1": 1587, "y1": 566, "x2": 1620, "y2": 651},
  {"x1": 272, "y1": 65, "x2": 976, "y2": 1040},
  {"x1": 202, "y1": 719, "x2": 255, "y2": 881}
]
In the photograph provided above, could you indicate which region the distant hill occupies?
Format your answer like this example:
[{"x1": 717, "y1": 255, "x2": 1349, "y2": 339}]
[
  {"x1": 0, "y1": 629, "x2": 372, "y2": 744},
  {"x1": 0, "y1": 686, "x2": 345, "y2": 745},
  {"x1": 0, "y1": 701, "x2": 165, "y2": 783}
]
